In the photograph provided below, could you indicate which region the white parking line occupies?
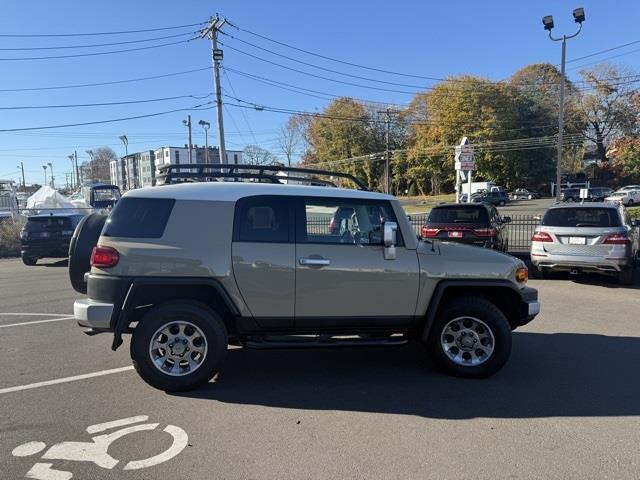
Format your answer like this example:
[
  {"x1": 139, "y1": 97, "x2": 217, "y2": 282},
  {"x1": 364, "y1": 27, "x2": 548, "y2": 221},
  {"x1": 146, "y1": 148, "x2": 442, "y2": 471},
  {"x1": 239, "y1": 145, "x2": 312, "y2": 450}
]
[
  {"x1": 0, "y1": 313, "x2": 73, "y2": 317},
  {"x1": 0, "y1": 317, "x2": 75, "y2": 328},
  {"x1": 0, "y1": 366, "x2": 134, "y2": 395}
]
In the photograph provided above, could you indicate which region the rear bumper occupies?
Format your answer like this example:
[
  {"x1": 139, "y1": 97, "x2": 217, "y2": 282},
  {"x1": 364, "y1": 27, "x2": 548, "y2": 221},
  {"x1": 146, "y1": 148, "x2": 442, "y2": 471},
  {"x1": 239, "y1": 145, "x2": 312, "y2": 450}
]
[
  {"x1": 531, "y1": 254, "x2": 631, "y2": 274},
  {"x1": 21, "y1": 240, "x2": 70, "y2": 258},
  {"x1": 75, "y1": 299, "x2": 114, "y2": 329}
]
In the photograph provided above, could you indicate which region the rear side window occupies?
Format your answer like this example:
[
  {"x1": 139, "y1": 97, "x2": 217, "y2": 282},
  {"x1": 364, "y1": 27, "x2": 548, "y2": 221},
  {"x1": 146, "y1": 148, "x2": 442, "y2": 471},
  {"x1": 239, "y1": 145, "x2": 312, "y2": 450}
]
[
  {"x1": 102, "y1": 197, "x2": 175, "y2": 238},
  {"x1": 542, "y1": 208, "x2": 621, "y2": 228},
  {"x1": 233, "y1": 196, "x2": 290, "y2": 243},
  {"x1": 427, "y1": 207, "x2": 488, "y2": 223}
]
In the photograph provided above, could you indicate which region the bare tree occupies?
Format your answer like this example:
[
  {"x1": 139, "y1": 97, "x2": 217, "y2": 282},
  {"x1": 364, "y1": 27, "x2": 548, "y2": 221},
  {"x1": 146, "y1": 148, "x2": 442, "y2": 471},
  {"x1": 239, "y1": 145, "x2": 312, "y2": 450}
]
[
  {"x1": 243, "y1": 145, "x2": 280, "y2": 166},
  {"x1": 83, "y1": 147, "x2": 116, "y2": 183},
  {"x1": 277, "y1": 117, "x2": 303, "y2": 167}
]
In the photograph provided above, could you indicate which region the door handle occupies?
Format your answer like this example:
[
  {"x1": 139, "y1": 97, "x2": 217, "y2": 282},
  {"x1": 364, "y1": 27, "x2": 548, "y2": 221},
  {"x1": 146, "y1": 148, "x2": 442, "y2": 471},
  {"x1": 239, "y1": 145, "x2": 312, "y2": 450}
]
[{"x1": 299, "y1": 257, "x2": 331, "y2": 266}]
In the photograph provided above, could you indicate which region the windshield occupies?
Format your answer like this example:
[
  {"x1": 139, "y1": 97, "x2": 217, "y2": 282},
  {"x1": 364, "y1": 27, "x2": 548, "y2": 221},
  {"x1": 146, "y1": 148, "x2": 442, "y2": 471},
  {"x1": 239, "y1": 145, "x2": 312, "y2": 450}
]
[
  {"x1": 542, "y1": 208, "x2": 621, "y2": 227},
  {"x1": 427, "y1": 207, "x2": 488, "y2": 223},
  {"x1": 93, "y1": 188, "x2": 121, "y2": 202}
]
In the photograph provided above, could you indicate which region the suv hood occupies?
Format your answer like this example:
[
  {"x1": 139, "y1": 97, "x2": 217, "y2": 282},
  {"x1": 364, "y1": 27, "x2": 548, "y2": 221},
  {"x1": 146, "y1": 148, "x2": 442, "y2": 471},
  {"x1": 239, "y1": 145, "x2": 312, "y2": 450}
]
[{"x1": 418, "y1": 240, "x2": 525, "y2": 284}]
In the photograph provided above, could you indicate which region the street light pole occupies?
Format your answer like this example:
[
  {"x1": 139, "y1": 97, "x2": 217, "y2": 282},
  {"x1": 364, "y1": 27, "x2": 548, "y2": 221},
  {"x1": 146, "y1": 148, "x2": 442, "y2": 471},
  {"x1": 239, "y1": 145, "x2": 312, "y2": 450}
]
[
  {"x1": 42, "y1": 165, "x2": 47, "y2": 186},
  {"x1": 183, "y1": 116, "x2": 193, "y2": 164},
  {"x1": 47, "y1": 162, "x2": 54, "y2": 188},
  {"x1": 542, "y1": 8, "x2": 585, "y2": 201},
  {"x1": 199, "y1": 120, "x2": 211, "y2": 163}
]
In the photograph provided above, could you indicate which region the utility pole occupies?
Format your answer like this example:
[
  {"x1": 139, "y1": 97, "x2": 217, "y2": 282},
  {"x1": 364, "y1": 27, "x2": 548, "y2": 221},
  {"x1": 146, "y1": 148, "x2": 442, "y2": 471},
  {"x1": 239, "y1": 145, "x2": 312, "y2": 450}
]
[
  {"x1": 199, "y1": 120, "x2": 211, "y2": 163},
  {"x1": 201, "y1": 15, "x2": 227, "y2": 165},
  {"x1": 377, "y1": 108, "x2": 398, "y2": 194},
  {"x1": 183, "y1": 115, "x2": 193, "y2": 164},
  {"x1": 42, "y1": 165, "x2": 47, "y2": 186}
]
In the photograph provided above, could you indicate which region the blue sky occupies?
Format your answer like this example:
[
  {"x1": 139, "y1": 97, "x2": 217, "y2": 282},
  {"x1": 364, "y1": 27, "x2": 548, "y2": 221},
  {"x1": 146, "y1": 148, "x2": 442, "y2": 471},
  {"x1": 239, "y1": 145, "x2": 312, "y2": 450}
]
[{"x1": 1, "y1": 0, "x2": 639, "y2": 185}]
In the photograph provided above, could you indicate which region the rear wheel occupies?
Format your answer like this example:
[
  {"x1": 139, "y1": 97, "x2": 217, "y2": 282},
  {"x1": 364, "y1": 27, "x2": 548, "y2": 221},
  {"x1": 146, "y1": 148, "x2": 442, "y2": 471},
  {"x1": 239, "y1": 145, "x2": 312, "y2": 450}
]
[
  {"x1": 425, "y1": 296, "x2": 512, "y2": 378},
  {"x1": 131, "y1": 301, "x2": 228, "y2": 392},
  {"x1": 21, "y1": 254, "x2": 37, "y2": 266},
  {"x1": 627, "y1": 199, "x2": 634, "y2": 206},
  {"x1": 68, "y1": 213, "x2": 107, "y2": 294}
]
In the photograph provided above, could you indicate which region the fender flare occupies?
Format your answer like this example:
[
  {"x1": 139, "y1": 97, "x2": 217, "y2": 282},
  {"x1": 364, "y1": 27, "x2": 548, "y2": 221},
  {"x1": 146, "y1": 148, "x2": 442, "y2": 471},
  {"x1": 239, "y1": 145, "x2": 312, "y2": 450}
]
[
  {"x1": 421, "y1": 279, "x2": 525, "y2": 342},
  {"x1": 111, "y1": 277, "x2": 240, "y2": 351}
]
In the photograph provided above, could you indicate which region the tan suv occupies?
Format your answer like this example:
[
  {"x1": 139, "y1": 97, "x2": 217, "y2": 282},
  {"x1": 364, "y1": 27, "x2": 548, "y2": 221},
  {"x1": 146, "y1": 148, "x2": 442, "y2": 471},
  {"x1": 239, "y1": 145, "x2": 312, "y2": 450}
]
[{"x1": 69, "y1": 166, "x2": 539, "y2": 391}]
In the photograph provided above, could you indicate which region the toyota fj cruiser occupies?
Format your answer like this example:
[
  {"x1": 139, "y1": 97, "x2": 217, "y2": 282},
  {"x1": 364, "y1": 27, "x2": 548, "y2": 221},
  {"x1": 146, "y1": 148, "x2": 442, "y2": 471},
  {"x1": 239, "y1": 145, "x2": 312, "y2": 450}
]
[{"x1": 70, "y1": 165, "x2": 539, "y2": 391}]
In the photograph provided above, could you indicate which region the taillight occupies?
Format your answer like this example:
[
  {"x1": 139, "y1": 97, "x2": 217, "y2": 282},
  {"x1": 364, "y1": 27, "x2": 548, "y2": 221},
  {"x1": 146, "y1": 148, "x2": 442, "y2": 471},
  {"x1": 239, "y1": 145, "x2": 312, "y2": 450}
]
[
  {"x1": 473, "y1": 228, "x2": 497, "y2": 237},
  {"x1": 328, "y1": 218, "x2": 335, "y2": 233},
  {"x1": 531, "y1": 231, "x2": 553, "y2": 243},
  {"x1": 420, "y1": 227, "x2": 440, "y2": 238},
  {"x1": 603, "y1": 233, "x2": 631, "y2": 245},
  {"x1": 90, "y1": 246, "x2": 120, "y2": 268}
]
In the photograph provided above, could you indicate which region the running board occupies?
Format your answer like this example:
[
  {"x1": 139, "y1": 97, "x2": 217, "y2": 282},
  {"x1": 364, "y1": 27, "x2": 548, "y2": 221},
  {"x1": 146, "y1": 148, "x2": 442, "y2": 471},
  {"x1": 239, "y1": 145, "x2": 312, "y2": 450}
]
[{"x1": 241, "y1": 334, "x2": 409, "y2": 349}]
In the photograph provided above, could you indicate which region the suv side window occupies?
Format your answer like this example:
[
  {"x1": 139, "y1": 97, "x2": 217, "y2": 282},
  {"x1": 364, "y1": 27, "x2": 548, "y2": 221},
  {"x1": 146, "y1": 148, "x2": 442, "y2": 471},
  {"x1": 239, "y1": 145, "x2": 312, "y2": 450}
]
[
  {"x1": 233, "y1": 196, "x2": 291, "y2": 243},
  {"x1": 298, "y1": 197, "x2": 401, "y2": 246}
]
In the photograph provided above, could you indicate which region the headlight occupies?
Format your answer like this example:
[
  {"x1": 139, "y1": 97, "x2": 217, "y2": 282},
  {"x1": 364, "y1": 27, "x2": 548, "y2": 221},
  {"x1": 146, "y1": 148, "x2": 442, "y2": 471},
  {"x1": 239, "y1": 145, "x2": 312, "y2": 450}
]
[{"x1": 515, "y1": 267, "x2": 528, "y2": 283}]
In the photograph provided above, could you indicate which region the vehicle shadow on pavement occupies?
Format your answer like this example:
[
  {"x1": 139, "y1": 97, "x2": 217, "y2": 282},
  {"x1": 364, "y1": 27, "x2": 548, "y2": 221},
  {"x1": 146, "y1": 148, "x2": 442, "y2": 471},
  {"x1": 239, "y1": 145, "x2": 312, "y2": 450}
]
[
  {"x1": 38, "y1": 259, "x2": 68, "y2": 268},
  {"x1": 174, "y1": 332, "x2": 640, "y2": 419}
]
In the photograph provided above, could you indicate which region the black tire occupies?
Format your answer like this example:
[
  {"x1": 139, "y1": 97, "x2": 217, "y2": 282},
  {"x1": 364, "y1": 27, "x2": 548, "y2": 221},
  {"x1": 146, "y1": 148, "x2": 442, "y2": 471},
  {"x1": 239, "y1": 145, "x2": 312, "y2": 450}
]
[
  {"x1": 618, "y1": 267, "x2": 634, "y2": 286},
  {"x1": 499, "y1": 200, "x2": 506, "y2": 206},
  {"x1": 131, "y1": 301, "x2": 228, "y2": 392},
  {"x1": 628, "y1": 199, "x2": 634, "y2": 207},
  {"x1": 426, "y1": 296, "x2": 512, "y2": 378},
  {"x1": 68, "y1": 213, "x2": 107, "y2": 294},
  {"x1": 21, "y1": 254, "x2": 37, "y2": 266}
]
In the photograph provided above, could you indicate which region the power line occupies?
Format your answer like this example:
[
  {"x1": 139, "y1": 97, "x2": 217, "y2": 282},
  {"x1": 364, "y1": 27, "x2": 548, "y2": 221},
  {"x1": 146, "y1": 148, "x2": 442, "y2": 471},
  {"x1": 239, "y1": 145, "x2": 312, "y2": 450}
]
[
  {"x1": 0, "y1": 39, "x2": 192, "y2": 61},
  {"x1": 221, "y1": 69, "x2": 259, "y2": 144},
  {"x1": 0, "y1": 66, "x2": 211, "y2": 92},
  {"x1": 0, "y1": 102, "x2": 213, "y2": 132},
  {"x1": 0, "y1": 94, "x2": 212, "y2": 110},
  {"x1": 567, "y1": 38, "x2": 640, "y2": 64},
  {"x1": 0, "y1": 22, "x2": 206, "y2": 38},
  {"x1": 0, "y1": 32, "x2": 194, "y2": 51}
]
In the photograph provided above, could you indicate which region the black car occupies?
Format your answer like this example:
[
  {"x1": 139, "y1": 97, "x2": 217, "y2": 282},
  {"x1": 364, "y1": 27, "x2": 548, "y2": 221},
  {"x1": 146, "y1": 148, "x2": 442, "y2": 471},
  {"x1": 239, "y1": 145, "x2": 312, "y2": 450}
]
[
  {"x1": 20, "y1": 213, "x2": 86, "y2": 265},
  {"x1": 561, "y1": 187, "x2": 613, "y2": 202},
  {"x1": 471, "y1": 190, "x2": 509, "y2": 206},
  {"x1": 511, "y1": 188, "x2": 541, "y2": 200},
  {"x1": 420, "y1": 203, "x2": 511, "y2": 251}
]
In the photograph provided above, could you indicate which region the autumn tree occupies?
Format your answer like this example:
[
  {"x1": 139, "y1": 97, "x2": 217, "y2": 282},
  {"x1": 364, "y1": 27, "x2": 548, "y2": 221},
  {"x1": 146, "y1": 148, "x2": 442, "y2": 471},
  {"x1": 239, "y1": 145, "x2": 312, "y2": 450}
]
[
  {"x1": 276, "y1": 116, "x2": 303, "y2": 167},
  {"x1": 578, "y1": 64, "x2": 640, "y2": 163}
]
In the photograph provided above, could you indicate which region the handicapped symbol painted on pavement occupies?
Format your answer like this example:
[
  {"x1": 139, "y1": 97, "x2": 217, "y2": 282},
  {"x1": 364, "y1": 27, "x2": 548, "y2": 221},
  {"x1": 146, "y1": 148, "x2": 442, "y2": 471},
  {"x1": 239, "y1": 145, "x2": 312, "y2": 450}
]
[{"x1": 12, "y1": 415, "x2": 188, "y2": 480}]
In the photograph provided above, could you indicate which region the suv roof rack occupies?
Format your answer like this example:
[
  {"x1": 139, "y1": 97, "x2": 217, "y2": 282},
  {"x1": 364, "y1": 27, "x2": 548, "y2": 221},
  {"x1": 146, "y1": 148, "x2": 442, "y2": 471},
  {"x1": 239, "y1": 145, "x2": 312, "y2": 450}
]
[{"x1": 156, "y1": 163, "x2": 369, "y2": 191}]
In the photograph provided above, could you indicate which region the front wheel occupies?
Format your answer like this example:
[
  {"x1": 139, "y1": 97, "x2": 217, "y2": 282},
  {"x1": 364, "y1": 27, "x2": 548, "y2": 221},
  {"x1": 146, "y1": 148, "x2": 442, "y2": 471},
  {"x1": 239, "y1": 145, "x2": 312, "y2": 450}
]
[
  {"x1": 425, "y1": 296, "x2": 512, "y2": 378},
  {"x1": 131, "y1": 301, "x2": 228, "y2": 392},
  {"x1": 627, "y1": 199, "x2": 634, "y2": 206},
  {"x1": 21, "y1": 254, "x2": 37, "y2": 266}
]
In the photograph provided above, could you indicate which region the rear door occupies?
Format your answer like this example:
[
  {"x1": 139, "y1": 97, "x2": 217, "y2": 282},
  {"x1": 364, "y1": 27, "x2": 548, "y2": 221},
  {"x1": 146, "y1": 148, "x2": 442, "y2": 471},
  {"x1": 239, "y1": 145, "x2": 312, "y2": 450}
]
[
  {"x1": 294, "y1": 196, "x2": 419, "y2": 327},
  {"x1": 231, "y1": 195, "x2": 295, "y2": 327}
]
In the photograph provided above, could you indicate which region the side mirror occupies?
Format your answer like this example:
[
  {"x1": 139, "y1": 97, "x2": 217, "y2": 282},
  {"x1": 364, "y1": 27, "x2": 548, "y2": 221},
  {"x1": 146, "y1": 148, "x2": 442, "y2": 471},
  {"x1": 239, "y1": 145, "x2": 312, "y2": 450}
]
[
  {"x1": 383, "y1": 221, "x2": 397, "y2": 260},
  {"x1": 502, "y1": 216, "x2": 512, "y2": 224}
]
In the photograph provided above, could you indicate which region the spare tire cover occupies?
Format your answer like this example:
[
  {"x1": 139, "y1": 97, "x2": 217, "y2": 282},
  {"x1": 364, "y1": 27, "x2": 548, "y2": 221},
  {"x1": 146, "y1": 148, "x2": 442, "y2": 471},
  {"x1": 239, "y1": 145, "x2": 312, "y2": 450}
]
[{"x1": 68, "y1": 213, "x2": 107, "y2": 294}]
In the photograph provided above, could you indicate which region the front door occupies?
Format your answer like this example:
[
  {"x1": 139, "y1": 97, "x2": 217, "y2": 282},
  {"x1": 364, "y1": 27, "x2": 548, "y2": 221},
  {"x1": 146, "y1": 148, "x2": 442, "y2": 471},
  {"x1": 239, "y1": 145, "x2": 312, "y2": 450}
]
[
  {"x1": 231, "y1": 195, "x2": 295, "y2": 328},
  {"x1": 294, "y1": 197, "x2": 419, "y2": 327}
]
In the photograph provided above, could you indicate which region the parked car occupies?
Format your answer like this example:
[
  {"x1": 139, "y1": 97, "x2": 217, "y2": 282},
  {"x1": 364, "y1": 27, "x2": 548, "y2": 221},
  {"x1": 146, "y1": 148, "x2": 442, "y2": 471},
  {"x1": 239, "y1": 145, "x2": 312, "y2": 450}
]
[
  {"x1": 69, "y1": 165, "x2": 538, "y2": 391},
  {"x1": 588, "y1": 187, "x2": 614, "y2": 202},
  {"x1": 421, "y1": 203, "x2": 510, "y2": 251},
  {"x1": 560, "y1": 188, "x2": 581, "y2": 202},
  {"x1": 618, "y1": 185, "x2": 640, "y2": 192},
  {"x1": 20, "y1": 213, "x2": 86, "y2": 265},
  {"x1": 511, "y1": 188, "x2": 541, "y2": 200},
  {"x1": 471, "y1": 190, "x2": 509, "y2": 206},
  {"x1": 530, "y1": 203, "x2": 640, "y2": 284},
  {"x1": 605, "y1": 190, "x2": 640, "y2": 207}
]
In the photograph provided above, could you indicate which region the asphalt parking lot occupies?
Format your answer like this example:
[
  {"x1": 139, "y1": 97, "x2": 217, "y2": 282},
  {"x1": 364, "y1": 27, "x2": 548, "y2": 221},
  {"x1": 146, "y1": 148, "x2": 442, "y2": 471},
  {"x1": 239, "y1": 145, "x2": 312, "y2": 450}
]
[{"x1": 1, "y1": 257, "x2": 640, "y2": 479}]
